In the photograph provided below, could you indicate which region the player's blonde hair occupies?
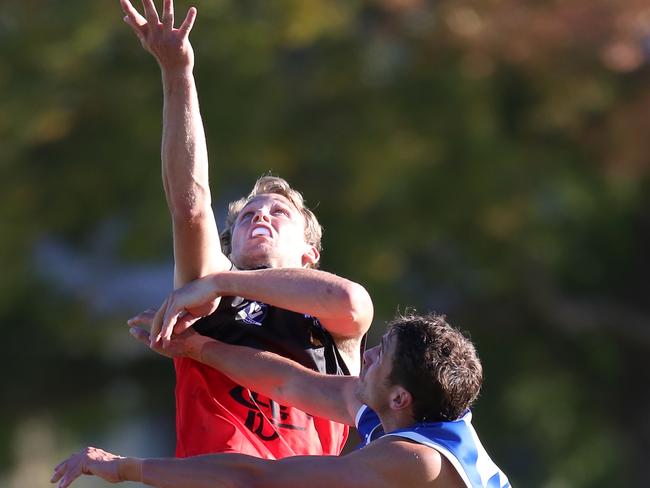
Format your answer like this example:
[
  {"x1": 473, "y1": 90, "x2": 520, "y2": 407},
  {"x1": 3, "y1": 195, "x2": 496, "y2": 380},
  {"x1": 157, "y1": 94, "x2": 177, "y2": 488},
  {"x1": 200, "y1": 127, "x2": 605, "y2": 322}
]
[{"x1": 220, "y1": 176, "x2": 323, "y2": 268}]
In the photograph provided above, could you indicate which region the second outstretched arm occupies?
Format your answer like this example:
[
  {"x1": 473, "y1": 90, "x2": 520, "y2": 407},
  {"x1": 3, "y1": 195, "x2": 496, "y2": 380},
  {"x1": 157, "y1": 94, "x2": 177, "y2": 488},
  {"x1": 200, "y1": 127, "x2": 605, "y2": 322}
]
[
  {"x1": 183, "y1": 332, "x2": 361, "y2": 425},
  {"x1": 53, "y1": 438, "x2": 445, "y2": 488}
]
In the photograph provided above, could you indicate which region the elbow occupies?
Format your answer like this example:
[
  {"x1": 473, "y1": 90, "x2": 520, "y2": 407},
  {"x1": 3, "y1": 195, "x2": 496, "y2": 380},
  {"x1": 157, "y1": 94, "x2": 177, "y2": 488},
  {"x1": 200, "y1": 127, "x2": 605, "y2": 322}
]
[
  {"x1": 164, "y1": 173, "x2": 212, "y2": 223},
  {"x1": 169, "y1": 197, "x2": 213, "y2": 226},
  {"x1": 338, "y1": 282, "x2": 374, "y2": 335}
]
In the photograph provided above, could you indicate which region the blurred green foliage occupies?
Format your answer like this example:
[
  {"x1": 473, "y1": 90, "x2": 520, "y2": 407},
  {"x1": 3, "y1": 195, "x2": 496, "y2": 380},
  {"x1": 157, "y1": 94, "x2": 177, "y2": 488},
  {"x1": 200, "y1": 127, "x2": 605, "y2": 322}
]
[{"x1": 2, "y1": 1, "x2": 650, "y2": 486}]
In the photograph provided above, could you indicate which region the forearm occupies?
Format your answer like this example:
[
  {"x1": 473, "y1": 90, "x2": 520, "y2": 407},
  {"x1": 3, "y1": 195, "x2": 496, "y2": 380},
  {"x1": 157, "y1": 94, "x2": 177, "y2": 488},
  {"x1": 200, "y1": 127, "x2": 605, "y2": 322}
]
[
  {"x1": 118, "y1": 454, "x2": 255, "y2": 488},
  {"x1": 161, "y1": 68, "x2": 211, "y2": 219},
  {"x1": 116, "y1": 457, "x2": 144, "y2": 484},
  {"x1": 120, "y1": 0, "x2": 221, "y2": 286},
  {"x1": 160, "y1": 69, "x2": 225, "y2": 285},
  {"x1": 210, "y1": 268, "x2": 373, "y2": 338},
  {"x1": 138, "y1": 451, "x2": 398, "y2": 488},
  {"x1": 186, "y1": 335, "x2": 357, "y2": 425}
]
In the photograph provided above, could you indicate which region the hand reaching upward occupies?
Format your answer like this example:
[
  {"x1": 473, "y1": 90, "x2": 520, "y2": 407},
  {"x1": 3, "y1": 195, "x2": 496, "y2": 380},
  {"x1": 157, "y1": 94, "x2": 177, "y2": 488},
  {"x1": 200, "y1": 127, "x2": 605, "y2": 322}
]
[{"x1": 120, "y1": 0, "x2": 197, "y2": 73}]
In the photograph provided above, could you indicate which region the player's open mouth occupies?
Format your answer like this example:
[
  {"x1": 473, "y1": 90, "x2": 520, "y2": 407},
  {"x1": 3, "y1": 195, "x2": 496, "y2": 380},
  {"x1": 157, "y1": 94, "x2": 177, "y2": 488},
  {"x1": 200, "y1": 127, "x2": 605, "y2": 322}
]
[{"x1": 251, "y1": 226, "x2": 272, "y2": 238}]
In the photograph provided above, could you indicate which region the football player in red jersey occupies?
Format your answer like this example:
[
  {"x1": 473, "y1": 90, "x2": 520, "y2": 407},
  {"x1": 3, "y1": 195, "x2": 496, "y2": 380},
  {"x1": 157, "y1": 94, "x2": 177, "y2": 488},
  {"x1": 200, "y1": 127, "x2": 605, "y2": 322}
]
[{"x1": 118, "y1": 0, "x2": 373, "y2": 459}]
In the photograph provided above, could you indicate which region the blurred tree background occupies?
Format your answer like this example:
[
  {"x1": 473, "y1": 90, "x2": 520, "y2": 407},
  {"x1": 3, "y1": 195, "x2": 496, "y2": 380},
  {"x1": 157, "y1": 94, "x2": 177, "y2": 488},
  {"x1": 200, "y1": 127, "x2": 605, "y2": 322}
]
[{"x1": 2, "y1": 0, "x2": 650, "y2": 486}]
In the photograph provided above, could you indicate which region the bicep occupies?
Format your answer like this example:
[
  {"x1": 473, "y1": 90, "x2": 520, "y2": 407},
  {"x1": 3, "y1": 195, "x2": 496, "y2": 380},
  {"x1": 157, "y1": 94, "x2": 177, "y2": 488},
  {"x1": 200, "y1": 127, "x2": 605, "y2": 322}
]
[{"x1": 251, "y1": 440, "x2": 440, "y2": 488}]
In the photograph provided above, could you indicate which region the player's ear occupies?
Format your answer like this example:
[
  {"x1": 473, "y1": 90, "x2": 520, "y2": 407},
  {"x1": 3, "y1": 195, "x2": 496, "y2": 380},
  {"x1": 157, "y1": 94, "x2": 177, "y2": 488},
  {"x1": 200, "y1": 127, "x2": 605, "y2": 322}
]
[
  {"x1": 389, "y1": 386, "x2": 412, "y2": 412},
  {"x1": 302, "y1": 244, "x2": 320, "y2": 268}
]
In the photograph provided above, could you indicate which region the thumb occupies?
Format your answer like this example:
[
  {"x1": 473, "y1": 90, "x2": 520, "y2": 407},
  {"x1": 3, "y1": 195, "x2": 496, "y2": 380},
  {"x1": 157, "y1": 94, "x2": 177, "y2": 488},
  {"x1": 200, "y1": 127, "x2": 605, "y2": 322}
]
[
  {"x1": 129, "y1": 326, "x2": 151, "y2": 346},
  {"x1": 171, "y1": 314, "x2": 200, "y2": 336},
  {"x1": 128, "y1": 308, "x2": 157, "y2": 327}
]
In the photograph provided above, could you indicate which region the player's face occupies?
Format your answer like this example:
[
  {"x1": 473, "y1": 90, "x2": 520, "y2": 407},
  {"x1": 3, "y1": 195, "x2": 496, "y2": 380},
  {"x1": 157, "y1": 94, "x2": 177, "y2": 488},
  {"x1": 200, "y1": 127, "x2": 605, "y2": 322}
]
[
  {"x1": 229, "y1": 194, "x2": 318, "y2": 270},
  {"x1": 356, "y1": 331, "x2": 396, "y2": 411}
]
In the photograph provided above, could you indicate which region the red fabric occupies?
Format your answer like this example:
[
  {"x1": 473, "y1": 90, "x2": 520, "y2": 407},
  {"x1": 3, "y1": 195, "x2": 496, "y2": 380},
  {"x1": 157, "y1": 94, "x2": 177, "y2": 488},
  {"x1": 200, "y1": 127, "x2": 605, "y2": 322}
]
[{"x1": 174, "y1": 357, "x2": 349, "y2": 459}]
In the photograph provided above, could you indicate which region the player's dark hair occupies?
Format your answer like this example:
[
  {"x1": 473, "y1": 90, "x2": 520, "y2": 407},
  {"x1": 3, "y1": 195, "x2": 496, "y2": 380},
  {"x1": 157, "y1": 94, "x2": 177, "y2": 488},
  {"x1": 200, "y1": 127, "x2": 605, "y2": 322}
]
[{"x1": 387, "y1": 313, "x2": 483, "y2": 422}]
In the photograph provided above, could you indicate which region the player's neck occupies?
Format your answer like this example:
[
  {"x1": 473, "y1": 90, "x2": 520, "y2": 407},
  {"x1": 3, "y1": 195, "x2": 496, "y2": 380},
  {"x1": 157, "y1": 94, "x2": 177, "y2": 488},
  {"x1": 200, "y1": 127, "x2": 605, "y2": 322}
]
[
  {"x1": 378, "y1": 410, "x2": 415, "y2": 433},
  {"x1": 233, "y1": 255, "x2": 304, "y2": 270}
]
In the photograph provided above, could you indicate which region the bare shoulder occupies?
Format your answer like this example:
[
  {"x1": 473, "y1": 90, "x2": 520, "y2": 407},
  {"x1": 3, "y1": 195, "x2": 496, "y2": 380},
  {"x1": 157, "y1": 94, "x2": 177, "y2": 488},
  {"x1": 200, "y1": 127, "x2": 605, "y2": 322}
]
[
  {"x1": 252, "y1": 436, "x2": 465, "y2": 488},
  {"x1": 340, "y1": 436, "x2": 466, "y2": 488}
]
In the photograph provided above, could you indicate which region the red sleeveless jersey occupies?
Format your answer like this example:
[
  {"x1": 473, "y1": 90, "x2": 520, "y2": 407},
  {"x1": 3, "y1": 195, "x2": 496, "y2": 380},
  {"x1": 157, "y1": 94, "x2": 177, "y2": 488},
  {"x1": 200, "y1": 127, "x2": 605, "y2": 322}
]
[
  {"x1": 174, "y1": 296, "x2": 352, "y2": 459},
  {"x1": 174, "y1": 358, "x2": 348, "y2": 458}
]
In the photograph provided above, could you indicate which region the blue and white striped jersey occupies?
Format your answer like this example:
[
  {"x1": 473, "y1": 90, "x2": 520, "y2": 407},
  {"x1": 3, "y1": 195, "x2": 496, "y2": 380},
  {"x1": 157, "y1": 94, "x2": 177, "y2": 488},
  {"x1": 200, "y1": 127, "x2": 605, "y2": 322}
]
[{"x1": 355, "y1": 405, "x2": 511, "y2": 488}]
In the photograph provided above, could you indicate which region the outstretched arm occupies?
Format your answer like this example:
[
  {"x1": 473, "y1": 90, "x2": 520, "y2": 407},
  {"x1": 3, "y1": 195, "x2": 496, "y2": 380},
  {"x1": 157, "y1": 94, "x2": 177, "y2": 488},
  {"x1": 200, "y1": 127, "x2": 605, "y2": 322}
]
[
  {"x1": 120, "y1": 0, "x2": 229, "y2": 288},
  {"x1": 127, "y1": 320, "x2": 361, "y2": 425},
  {"x1": 52, "y1": 438, "x2": 447, "y2": 488},
  {"x1": 191, "y1": 333, "x2": 361, "y2": 425}
]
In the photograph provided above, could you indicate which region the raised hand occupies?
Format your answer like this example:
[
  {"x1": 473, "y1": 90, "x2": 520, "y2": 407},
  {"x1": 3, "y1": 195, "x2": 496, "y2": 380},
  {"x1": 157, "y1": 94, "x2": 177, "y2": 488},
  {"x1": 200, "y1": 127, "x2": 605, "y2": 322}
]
[{"x1": 120, "y1": 0, "x2": 197, "y2": 73}]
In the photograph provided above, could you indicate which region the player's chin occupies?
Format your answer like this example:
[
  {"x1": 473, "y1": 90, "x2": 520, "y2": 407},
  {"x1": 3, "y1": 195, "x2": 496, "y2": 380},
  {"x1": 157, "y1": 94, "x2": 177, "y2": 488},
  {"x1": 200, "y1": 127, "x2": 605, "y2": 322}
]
[
  {"x1": 237, "y1": 251, "x2": 274, "y2": 270},
  {"x1": 353, "y1": 384, "x2": 367, "y2": 404},
  {"x1": 243, "y1": 240, "x2": 275, "y2": 254}
]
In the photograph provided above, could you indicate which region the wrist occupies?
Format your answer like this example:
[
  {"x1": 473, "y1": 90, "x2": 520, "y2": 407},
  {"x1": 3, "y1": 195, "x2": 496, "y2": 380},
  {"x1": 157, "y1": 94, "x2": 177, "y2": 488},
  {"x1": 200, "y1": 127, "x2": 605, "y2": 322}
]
[
  {"x1": 208, "y1": 272, "x2": 226, "y2": 297},
  {"x1": 118, "y1": 457, "x2": 143, "y2": 483},
  {"x1": 211, "y1": 271, "x2": 236, "y2": 297},
  {"x1": 161, "y1": 66, "x2": 194, "y2": 86},
  {"x1": 186, "y1": 334, "x2": 213, "y2": 362}
]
